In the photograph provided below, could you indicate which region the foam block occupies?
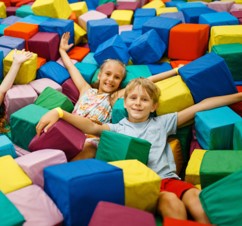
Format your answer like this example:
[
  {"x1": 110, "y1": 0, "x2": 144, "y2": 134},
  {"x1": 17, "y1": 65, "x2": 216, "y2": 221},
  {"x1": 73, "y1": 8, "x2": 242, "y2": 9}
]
[
  {"x1": 199, "y1": 12, "x2": 239, "y2": 27},
  {"x1": 37, "y1": 61, "x2": 70, "y2": 85},
  {"x1": 111, "y1": 98, "x2": 127, "y2": 123},
  {"x1": 28, "y1": 32, "x2": 60, "y2": 61},
  {"x1": 78, "y1": 10, "x2": 107, "y2": 31},
  {"x1": 94, "y1": 34, "x2": 130, "y2": 65},
  {"x1": 0, "y1": 35, "x2": 25, "y2": 50},
  {"x1": 233, "y1": 121, "x2": 242, "y2": 150},
  {"x1": 179, "y1": 52, "x2": 237, "y2": 103},
  {"x1": 39, "y1": 17, "x2": 74, "y2": 44},
  {"x1": 200, "y1": 169, "x2": 242, "y2": 226},
  {"x1": 61, "y1": 78, "x2": 79, "y2": 104},
  {"x1": 3, "y1": 49, "x2": 37, "y2": 84},
  {"x1": 34, "y1": 87, "x2": 74, "y2": 112},
  {"x1": 28, "y1": 119, "x2": 86, "y2": 161},
  {"x1": 31, "y1": 0, "x2": 72, "y2": 19},
  {"x1": 96, "y1": 2, "x2": 115, "y2": 17},
  {"x1": 4, "y1": 22, "x2": 38, "y2": 49},
  {"x1": 89, "y1": 201, "x2": 156, "y2": 226},
  {"x1": 87, "y1": 18, "x2": 118, "y2": 52},
  {"x1": 128, "y1": 29, "x2": 166, "y2": 64},
  {"x1": 10, "y1": 104, "x2": 49, "y2": 150},
  {"x1": 110, "y1": 9, "x2": 134, "y2": 25},
  {"x1": 163, "y1": 217, "x2": 212, "y2": 226},
  {"x1": 44, "y1": 159, "x2": 124, "y2": 226},
  {"x1": 0, "y1": 135, "x2": 17, "y2": 158},
  {"x1": 0, "y1": 190, "x2": 25, "y2": 226},
  {"x1": 142, "y1": 16, "x2": 181, "y2": 47},
  {"x1": 155, "y1": 75, "x2": 194, "y2": 116},
  {"x1": 110, "y1": 160, "x2": 160, "y2": 213},
  {"x1": 195, "y1": 106, "x2": 242, "y2": 150},
  {"x1": 29, "y1": 78, "x2": 62, "y2": 94},
  {"x1": 4, "y1": 84, "x2": 38, "y2": 121},
  {"x1": 209, "y1": 25, "x2": 242, "y2": 52},
  {"x1": 96, "y1": 130, "x2": 151, "y2": 164},
  {"x1": 7, "y1": 185, "x2": 64, "y2": 226},
  {"x1": 168, "y1": 23, "x2": 210, "y2": 61},
  {"x1": 211, "y1": 43, "x2": 242, "y2": 81},
  {"x1": 200, "y1": 150, "x2": 242, "y2": 189},
  {"x1": 185, "y1": 149, "x2": 207, "y2": 185},
  {"x1": 0, "y1": 155, "x2": 32, "y2": 194},
  {"x1": 207, "y1": 1, "x2": 234, "y2": 12},
  {"x1": 16, "y1": 149, "x2": 67, "y2": 188},
  {"x1": 68, "y1": 46, "x2": 90, "y2": 61}
]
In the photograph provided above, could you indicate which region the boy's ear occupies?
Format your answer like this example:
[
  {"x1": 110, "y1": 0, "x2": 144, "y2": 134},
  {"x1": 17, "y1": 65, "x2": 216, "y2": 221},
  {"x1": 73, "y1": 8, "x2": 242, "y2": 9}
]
[{"x1": 151, "y1": 103, "x2": 158, "y2": 113}]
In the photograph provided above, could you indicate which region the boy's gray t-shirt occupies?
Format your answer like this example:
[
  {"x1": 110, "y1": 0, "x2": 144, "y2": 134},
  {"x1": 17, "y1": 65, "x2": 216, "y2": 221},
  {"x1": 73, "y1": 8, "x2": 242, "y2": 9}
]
[{"x1": 107, "y1": 113, "x2": 179, "y2": 179}]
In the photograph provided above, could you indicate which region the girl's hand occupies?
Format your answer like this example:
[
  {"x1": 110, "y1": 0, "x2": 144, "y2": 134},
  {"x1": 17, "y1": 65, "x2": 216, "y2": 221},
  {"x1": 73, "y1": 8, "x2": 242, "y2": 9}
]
[
  {"x1": 12, "y1": 49, "x2": 33, "y2": 65},
  {"x1": 59, "y1": 32, "x2": 74, "y2": 52},
  {"x1": 36, "y1": 109, "x2": 59, "y2": 136}
]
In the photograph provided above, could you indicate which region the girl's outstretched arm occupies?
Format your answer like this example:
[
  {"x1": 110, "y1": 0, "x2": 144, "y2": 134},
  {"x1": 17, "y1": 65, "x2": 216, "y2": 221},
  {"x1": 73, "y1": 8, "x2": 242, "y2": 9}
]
[
  {"x1": 36, "y1": 108, "x2": 109, "y2": 137},
  {"x1": 0, "y1": 49, "x2": 33, "y2": 105},
  {"x1": 148, "y1": 67, "x2": 178, "y2": 83},
  {"x1": 59, "y1": 32, "x2": 91, "y2": 96},
  {"x1": 177, "y1": 92, "x2": 242, "y2": 127}
]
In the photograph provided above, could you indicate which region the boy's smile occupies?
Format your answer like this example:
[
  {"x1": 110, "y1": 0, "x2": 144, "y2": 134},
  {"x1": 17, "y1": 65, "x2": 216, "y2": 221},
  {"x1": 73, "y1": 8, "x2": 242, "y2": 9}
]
[{"x1": 124, "y1": 85, "x2": 157, "y2": 123}]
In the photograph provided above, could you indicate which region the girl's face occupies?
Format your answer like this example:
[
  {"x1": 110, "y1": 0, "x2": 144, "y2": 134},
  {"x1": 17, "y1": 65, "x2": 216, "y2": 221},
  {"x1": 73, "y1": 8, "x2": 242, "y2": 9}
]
[
  {"x1": 98, "y1": 61, "x2": 125, "y2": 94},
  {"x1": 124, "y1": 85, "x2": 157, "y2": 123}
]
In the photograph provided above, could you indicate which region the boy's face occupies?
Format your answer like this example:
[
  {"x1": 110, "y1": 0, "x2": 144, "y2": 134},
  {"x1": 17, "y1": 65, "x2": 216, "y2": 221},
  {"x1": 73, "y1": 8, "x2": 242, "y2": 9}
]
[
  {"x1": 124, "y1": 85, "x2": 157, "y2": 123},
  {"x1": 98, "y1": 61, "x2": 125, "y2": 94}
]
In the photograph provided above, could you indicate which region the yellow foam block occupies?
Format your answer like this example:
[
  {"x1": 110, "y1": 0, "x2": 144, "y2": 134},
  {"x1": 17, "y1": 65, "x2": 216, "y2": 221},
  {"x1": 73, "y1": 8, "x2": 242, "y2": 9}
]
[
  {"x1": 70, "y1": 1, "x2": 88, "y2": 18},
  {"x1": 0, "y1": 155, "x2": 32, "y2": 194},
  {"x1": 32, "y1": 0, "x2": 72, "y2": 19},
  {"x1": 4, "y1": 50, "x2": 37, "y2": 84},
  {"x1": 209, "y1": 25, "x2": 242, "y2": 52},
  {"x1": 142, "y1": 0, "x2": 165, "y2": 14},
  {"x1": 157, "y1": 7, "x2": 178, "y2": 16},
  {"x1": 168, "y1": 137, "x2": 183, "y2": 175},
  {"x1": 110, "y1": 10, "x2": 134, "y2": 26},
  {"x1": 185, "y1": 149, "x2": 207, "y2": 185},
  {"x1": 110, "y1": 160, "x2": 160, "y2": 213},
  {"x1": 0, "y1": 2, "x2": 6, "y2": 18},
  {"x1": 155, "y1": 75, "x2": 194, "y2": 115},
  {"x1": 74, "y1": 22, "x2": 87, "y2": 45}
]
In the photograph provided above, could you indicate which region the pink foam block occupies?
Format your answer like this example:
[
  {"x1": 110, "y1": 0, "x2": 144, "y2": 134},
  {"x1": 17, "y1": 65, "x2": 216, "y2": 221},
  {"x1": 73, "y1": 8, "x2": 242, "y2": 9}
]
[
  {"x1": 7, "y1": 185, "x2": 64, "y2": 226},
  {"x1": 4, "y1": 84, "x2": 38, "y2": 121},
  {"x1": 29, "y1": 78, "x2": 62, "y2": 94},
  {"x1": 16, "y1": 149, "x2": 67, "y2": 188}
]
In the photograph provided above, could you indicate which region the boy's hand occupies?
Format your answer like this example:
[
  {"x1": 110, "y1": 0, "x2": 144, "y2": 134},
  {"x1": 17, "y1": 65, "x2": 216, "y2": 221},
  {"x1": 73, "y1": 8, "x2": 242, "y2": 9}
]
[
  {"x1": 36, "y1": 109, "x2": 59, "y2": 136},
  {"x1": 59, "y1": 32, "x2": 74, "y2": 52}
]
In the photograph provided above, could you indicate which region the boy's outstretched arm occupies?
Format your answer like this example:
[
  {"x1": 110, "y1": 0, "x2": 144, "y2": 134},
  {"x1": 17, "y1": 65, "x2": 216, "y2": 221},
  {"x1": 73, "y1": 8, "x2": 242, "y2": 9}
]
[
  {"x1": 0, "y1": 49, "x2": 33, "y2": 105},
  {"x1": 177, "y1": 92, "x2": 242, "y2": 127},
  {"x1": 36, "y1": 108, "x2": 109, "y2": 137},
  {"x1": 59, "y1": 32, "x2": 91, "y2": 96}
]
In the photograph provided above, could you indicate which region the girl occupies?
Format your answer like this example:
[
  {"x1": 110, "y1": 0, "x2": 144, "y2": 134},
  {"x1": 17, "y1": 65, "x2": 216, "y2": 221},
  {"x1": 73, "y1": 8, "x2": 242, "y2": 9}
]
[{"x1": 0, "y1": 49, "x2": 33, "y2": 133}]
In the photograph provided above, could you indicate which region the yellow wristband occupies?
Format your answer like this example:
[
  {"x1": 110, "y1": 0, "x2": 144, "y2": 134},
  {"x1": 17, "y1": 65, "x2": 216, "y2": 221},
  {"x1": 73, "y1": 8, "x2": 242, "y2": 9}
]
[
  {"x1": 55, "y1": 107, "x2": 63, "y2": 118},
  {"x1": 173, "y1": 67, "x2": 179, "y2": 75}
]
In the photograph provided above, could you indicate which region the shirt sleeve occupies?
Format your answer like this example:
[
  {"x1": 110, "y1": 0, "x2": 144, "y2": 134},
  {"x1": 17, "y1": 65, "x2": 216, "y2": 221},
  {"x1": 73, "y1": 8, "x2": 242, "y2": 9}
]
[{"x1": 158, "y1": 112, "x2": 178, "y2": 136}]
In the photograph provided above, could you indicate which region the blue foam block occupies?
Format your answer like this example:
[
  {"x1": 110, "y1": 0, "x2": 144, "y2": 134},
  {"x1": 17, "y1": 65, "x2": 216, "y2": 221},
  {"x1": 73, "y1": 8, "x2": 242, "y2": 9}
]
[
  {"x1": 0, "y1": 135, "x2": 17, "y2": 158},
  {"x1": 87, "y1": 18, "x2": 119, "y2": 52},
  {"x1": 179, "y1": 52, "x2": 237, "y2": 103},
  {"x1": 37, "y1": 61, "x2": 70, "y2": 85},
  {"x1": 94, "y1": 34, "x2": 130, "y2": 65},
  {"x1": 128, "y1": 29, "x2": 166, "y2": 64},
  {"x1": 44, "y1": 159, "x2": 124, "y2": 226},
  {"x1": 0, "y1": 36, "x2": 25, "y2": 50}
]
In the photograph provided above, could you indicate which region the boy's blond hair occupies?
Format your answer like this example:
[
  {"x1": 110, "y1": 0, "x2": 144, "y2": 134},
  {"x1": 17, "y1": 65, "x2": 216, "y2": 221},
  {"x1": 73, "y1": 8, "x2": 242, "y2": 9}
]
[{"x1": 124, "y1": 78, "x2": 161, "y2": 104}]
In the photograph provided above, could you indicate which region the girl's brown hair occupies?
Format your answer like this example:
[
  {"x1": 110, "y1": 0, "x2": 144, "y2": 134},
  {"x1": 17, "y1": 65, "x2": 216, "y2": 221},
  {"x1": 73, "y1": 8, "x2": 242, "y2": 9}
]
[
  {"x1": 124, "y1": 78, "x2": 161, "y2": 104},
  {"x1": 0, "y1": 104, "x2": 8, "y2": 133}
]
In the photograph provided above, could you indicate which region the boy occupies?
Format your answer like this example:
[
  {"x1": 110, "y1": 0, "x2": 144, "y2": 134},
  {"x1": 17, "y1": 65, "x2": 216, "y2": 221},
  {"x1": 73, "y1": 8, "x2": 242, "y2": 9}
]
[{"x1": 36, "y1": 78, "x2": 242, "y2": 223}]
